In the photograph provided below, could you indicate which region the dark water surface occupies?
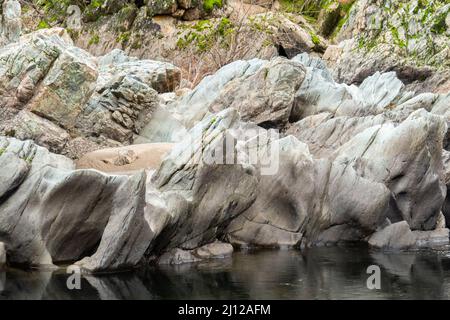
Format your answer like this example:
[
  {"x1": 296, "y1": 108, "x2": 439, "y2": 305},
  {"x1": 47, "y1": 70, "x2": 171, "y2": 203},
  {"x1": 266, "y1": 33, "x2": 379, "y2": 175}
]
[{"x1": 2, "y1": 246, "x2": 450, "y2": 300}]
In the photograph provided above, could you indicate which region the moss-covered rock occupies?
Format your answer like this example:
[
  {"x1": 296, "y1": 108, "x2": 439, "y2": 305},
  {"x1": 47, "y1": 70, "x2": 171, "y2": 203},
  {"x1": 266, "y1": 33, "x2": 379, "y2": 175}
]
[{"x1": 327, "y1": 0, "x2": 450, "y2": 84}]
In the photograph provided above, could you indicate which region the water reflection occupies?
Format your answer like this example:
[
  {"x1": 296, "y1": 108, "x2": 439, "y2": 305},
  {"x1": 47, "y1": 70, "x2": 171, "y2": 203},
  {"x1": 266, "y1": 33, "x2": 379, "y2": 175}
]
[{"x1": 1, "y1": 246, "x2": 450, "y2": 299}]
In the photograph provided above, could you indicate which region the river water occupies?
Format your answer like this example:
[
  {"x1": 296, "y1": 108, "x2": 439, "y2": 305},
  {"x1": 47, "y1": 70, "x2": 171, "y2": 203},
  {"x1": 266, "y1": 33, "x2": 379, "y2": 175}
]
[{"x1": 1, "y1": 245, "x2": 450, "y2": 300}]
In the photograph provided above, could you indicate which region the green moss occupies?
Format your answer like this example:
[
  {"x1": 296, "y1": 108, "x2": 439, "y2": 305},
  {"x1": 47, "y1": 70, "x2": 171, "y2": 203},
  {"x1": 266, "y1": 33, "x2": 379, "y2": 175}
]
[
  {"x1": 389, "y1": 25, "x2": 407, "y2": 49},
  {"x1": 203, "y1": 0, "x2": 223, "y2": 13},
  {"x1": 66, "y1": 28, "x2": 80, "y2": 41},
  {"x1": 131, "y1": 35, "x2": 143, "y2": 49},
  {"x1": 247, "y1": 14, "x2": 275, "y2": 35},
  {"x1": 37, "y1": 20, "x2": 51, "y2": 29},
  {"x1": 357, "y1": 35, "x2": 377, "y2": 52},
  {"x1": 431, "y1": 9, "x2": 449, "y2": 34},
  {"x1": 263, "y1": 68, "x2": 269, "y2": 80},
  {"x1": 88, "y1": 34, "x2": 100, "y2": 46},
  {"x1": 0, "y1": 148, "x2": 5, "y2": 157},
  {"x1": 330, "y1": 0, "x2": 355, "y2": 39},
  {"x1": 309, "y1": 31, "x2": 321, "y2": 45},
  {"x1": 177, "y1": 18, "x2": 235, "y2": 52},
  {"x1": 116, "y1": 3, "x2": 138, "y2": 23},
  {"x1": 116, "y1": 31, "x2": 131, "y2": 44},
  {"x1": 25, "y1": 156, "x2": 34, "y2": 164},
  {"x1": 83, "y1": 0, "x2": 106, "y2": 22}
]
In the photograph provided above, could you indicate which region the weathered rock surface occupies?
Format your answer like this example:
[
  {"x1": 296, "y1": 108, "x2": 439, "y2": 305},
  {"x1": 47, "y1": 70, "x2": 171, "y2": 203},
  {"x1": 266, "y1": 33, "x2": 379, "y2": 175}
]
[
  {"x1": 368, "y1": 221, "x2": 417, "y2": 251},
  {"x1": 413, "y1": 228, "x2": 450, "y2": 249},
  {"x1": 325, "y1": 0, "x2": 450, "y2": 89},
  {"x1": 0, "y1": 137, "x2": 150, "y2": 271},
  {"x1": 1, "y1": 1, "x2": 450, "y2": 273},
  {"x1": 171, "y1": 57, "x2": 305, "y2": 129},
  {"x1": 335, "y1": 110, "x2": 446, "y2": 230},
  {"x1": 226, "y1": 135, "x2": 392, "y2": 247},
  {"x1": 0, "y1": 30, "x2": 181, "y2": 159},
  {"x1": 158, "y1": 241, "x2": 233, "y2": 265},
  {"x1": 148, "y1": 109, "x2": 258, "y2": 253},
  {"x1": 369, "y1": 221, "x2": 449, "y2": 250},
  {"x1": 0, "y1": 0, "x2": 21, "y2": 46}
]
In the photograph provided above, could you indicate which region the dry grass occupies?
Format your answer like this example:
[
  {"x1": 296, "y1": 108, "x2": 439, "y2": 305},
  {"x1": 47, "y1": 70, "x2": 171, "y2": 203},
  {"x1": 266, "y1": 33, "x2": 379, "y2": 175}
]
[{"x1": 175, "y1": 0, "x2": 275, "y2": 87}]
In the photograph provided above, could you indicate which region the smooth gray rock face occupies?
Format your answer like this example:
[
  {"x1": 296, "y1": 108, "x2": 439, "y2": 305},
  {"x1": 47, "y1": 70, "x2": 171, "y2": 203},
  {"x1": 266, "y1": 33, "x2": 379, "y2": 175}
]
[
  {"x1": 0, "y1": 137, "x2": 150, "y2": 272},
  {"x1": 290, "y1": 53, "x2": 412, "y2": 122},
  {"x1": 75, "y1": 172, "x2": 151, "y2": 272},
  {"x1": 286, "y1": 57, "x2": 447, "y2": 159},
  {"x1": 158, "y1": 241, "x2": 233, "y2": 265},
  {"x1": 149, "y1": 109, "x2": 258, "y2": 252},
  {"x1": 335, "y1": 110, "x2": 447, "y2": 231},
  {"x1": 170, "y1": 59, "x2": 266, "y2": 128},
  {"x1": 369, "y1": 221, "x2": 449, "y2": 250},
  {"x1": 170, "y1": 57, "x2": 305, "y2": 129},
  {"x1": 226, "y1": 135, "x2": 391, "y2": 248},
  {"x1": 0, "y1": 14, "x2": 449, "y2": 273},
  {"x1": 286, "y1": 113, "x2": 387, "y2": 158},
  {"x1": 368, "y1": 221, "x2": 417, "y2": 251},
  {"x1": 226, "y1": 103, "x2": 446, "y2": 248},
  {"x1": 134, "y1": 105, "x2": 187, "y2": 144}
]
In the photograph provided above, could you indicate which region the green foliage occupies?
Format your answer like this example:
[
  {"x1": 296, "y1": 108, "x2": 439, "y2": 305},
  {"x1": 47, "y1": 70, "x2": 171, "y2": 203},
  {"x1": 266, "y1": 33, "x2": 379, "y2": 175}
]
[
  {"x1": 37, "y1": 19, "x2": 51, "y2": 29},
  {"x1": 0, "y1": 148, "x2": 5, "y2": 157},
  {"x1": 25, "y1": 156, "x2": 34, "y2": 164},
  {"x1": 431, "y1": 9, "x2": 450, "y2": 34},
  {"x1": 389, "y1": 24, "x2": 407, "y2": 48},
  {"x1": 84, "y1": 0, "x2": 106, "y2": 22},
  {"x1": 36, "y1": 0, "x2": 73, "y2": 16},
  {"x1": 329, "y1": 0, "x2": 355, "y2": 38},
  {"x1": 89, "y1": 0, "x2": 103, "y2": 9},
  {"x1": 353, "y1": 0, "x2": 449, "y2": 68},
  {"x1": 247, "y1": 14, "x2": 275, "y2": 34},
  {"x1": 203, "y1": 0, "x2": 223, "y2": 13},
  {"x1": 116, "y1": 31, "x2": 131, "y2": 44},
  {"x1": 309, "y1": 31, "x2": 321, "y2": 45},
  {"x1": 88, "y1": 34, "x2": 100, "y2": 46},
  {"x1": 177, "y1": 18, "x2": 235, "y2": 52},
  {"x1": 35, "y1": 0, "x2": 105, "y2": 23},
  {"x1": 66, "y1": 28, "x2": 80, "y2": 40}
]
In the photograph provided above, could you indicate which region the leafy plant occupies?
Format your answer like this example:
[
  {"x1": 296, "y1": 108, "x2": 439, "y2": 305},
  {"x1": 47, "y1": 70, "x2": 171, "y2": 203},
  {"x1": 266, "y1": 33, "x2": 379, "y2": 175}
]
[
  {"x1": 203, "y1": 0, "x2": 223, "y2": 13},
  {"x1": 88, "y1": 34, "x2": 100, "y2": 46}
]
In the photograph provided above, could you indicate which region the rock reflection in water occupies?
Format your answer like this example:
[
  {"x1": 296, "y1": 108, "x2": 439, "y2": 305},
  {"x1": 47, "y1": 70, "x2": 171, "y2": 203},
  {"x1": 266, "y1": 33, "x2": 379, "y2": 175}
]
[{"x1": 1, "y1": 247, "x2": 450, "y2": 299}]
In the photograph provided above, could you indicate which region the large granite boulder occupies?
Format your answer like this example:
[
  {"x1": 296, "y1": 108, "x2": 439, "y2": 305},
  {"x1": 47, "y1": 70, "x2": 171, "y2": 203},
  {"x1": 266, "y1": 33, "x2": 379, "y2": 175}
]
[
  {"x1": 171, "y1": 57, "x2": 305, "y2": 129},
  {"x1": 0, "y1": 136, "x2": 150, "y2": 272},
  {"x1": 226, "y1": 135, "x2": 391, "y2": 247},
  {"x1": 148, "y1": 109, "x2": 259, "y2": 254},
  {"x1": 335, "y1": 110, "x2": 446, "y2": 231},
  {"x1": 0, "y1": 31, "x2": 181, "y2": 159},
  {"x1": 325, "y1": 0, "x2": 450, "y2": 90},
  {"x1": 368, "y1": 221, "x2": 417, "y2": 251}
]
